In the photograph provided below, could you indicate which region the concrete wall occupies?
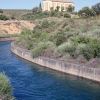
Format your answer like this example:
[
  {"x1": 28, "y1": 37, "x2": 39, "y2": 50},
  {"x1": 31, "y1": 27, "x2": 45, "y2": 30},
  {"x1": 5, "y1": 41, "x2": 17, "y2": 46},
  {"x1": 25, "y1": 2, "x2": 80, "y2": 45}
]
[{"x1": 11, "y1": 43, "x2": 100, "y2": 83}]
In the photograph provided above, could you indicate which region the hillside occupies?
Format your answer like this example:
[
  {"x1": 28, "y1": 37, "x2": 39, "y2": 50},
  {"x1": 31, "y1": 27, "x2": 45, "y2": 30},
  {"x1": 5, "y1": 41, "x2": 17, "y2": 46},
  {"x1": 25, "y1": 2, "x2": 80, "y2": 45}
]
[
  {"x1": 16, "y1": 16, "x2": 100, "y2": 66},
  {"x1": 3, "y1": 9, "x2": 32, "y2": 19},
  {"x1": 0, "y1": 20, "x2": 35, "y2": 35}
]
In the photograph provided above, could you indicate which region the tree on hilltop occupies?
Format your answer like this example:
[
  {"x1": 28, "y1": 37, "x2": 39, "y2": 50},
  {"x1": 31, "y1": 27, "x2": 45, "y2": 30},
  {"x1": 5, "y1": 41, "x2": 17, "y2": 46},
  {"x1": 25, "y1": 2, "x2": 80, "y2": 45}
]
[
  {"x1": 78, "y1": 7, "x2": 96, "y2": 17},
  {"x1": 92, "y1": 3, "x2": 100, "y2": 15},
  {"x1": 67, "y1": 5, "x2": 75, "y2": 12}
]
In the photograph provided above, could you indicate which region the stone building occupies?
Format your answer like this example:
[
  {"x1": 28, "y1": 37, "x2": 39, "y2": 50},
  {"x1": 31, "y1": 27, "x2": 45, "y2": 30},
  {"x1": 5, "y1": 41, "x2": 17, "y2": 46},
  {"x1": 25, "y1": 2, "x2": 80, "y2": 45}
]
[{"x1": 42, "y1": 0, "x2": 74, "y2": 11}]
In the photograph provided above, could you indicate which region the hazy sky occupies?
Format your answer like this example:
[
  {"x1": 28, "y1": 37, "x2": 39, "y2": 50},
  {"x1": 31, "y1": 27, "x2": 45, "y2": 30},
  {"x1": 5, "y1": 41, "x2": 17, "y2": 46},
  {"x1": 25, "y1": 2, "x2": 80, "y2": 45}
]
[{"x1": 0, "y1": 0, "x2": 99, "y2": 11}]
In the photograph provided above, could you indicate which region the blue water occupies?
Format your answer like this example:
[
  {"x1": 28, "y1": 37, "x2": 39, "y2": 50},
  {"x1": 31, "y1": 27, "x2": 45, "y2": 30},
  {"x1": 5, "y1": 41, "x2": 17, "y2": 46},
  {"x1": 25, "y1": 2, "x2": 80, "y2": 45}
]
[{"x1": 0, "y1": 41, "x2": 100, "y2": 100}]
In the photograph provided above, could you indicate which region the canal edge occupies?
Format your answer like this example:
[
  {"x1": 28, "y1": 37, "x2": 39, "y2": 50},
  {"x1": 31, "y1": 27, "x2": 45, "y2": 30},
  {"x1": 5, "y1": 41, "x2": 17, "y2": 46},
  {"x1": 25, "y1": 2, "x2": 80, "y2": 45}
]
[{"x1": 11, "y1": 42, "x2": 100, "y2": 83}]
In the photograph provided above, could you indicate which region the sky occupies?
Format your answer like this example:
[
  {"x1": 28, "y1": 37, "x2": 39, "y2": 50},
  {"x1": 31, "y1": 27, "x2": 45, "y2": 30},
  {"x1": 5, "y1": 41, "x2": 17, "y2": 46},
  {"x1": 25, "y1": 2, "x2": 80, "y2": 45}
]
[{"x1": 0, "y1": 0, "x2": 99, "y2": 11}]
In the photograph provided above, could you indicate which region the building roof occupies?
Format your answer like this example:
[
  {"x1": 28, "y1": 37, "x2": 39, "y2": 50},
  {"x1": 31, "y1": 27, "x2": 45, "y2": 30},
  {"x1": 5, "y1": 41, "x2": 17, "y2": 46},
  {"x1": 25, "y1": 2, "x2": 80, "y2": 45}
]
[{"x1": 43, "y1": 0, "x2": 73, "y2": 3}]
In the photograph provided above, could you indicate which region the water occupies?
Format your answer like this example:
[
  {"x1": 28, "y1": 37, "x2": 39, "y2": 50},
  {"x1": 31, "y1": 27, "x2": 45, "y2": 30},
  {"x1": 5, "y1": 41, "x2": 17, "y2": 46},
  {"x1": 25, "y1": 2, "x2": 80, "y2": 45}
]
[{"x1": 0, "y1": 41, "x2": 100, "y2": 100}]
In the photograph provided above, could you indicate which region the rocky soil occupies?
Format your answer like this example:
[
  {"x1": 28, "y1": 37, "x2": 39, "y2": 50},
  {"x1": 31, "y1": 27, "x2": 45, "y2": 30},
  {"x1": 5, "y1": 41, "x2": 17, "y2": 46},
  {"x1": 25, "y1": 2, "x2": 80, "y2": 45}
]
[{"x1": 0, "y1": 20, "x2": 35, "y2": 34}]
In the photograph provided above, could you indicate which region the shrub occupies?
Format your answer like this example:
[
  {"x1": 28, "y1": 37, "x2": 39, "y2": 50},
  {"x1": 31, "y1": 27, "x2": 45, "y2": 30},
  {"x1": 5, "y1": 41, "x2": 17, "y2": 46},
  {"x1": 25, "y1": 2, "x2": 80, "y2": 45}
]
[
  {"x1": 26, "y1": 43, "x2": 33, "y2": 50},
  {"x1": 77, "y1": 38, "x2": 100, "y2": 60},
  {"x1": 11, "y1": 16, "x2": 16, "y2": 20},
  {"x1": 89, "y1": 39, "x2": 100, "y2": 58},
  {"x1": 40, "y1": 32, "x2": 49, "y2": 41},
  {"x1": 75, "y1": 43, "x2": 87, "y2": 57},
  {"x1": 17, "y1": 29, "x2": 34, "y2": 48},
  {"x1": 22, "y1": 11, "x2": 49, "y2": 20},
  {"x1": 17, "y1": 14, "x2": 100, "y2": 61},
  {"x1": 87, "y1": 29, "x2": 100, "y2": 37},
  {"x1": 0, "y1": 73, "x2": 13, "y2": 99},
  {"x1": 0, "y1": 15, "x2": 9, "y2": 20},
  {"x1": 57, "y1": 42, "x2": 69, "y2": 54},
  {"x1": 64, "y1": 13, "x2": 71, "y2": 18},
  {"x1": 32, "y1": 41, "x2": 55, "y2": 58},
  {"x1": 57, "y1": 42, "x2": 76, "y2": 57},
  {"x1": 55, "y1": 31, "x2": 67, "y2": 46},
  {"x1": 70, "y1": 35, "x2": 90, "y2": 44},
  {"x1": 50, "y1": 10, "x2": 56, "y2": 17},
  {"x1": 32, "y1": 7, "x2": 41, "y2": 14},
  {"x1": 69, "y1": 35, "x2": 100, "y2": 60},
  {"x1": 80, "y1": 45, "x2": 94, "y2": 60},
  {"x1": 41, "y1": 20, "x2": 50, "y2": 28},
  {"x1": 21, "y1": 29, "x2": 33, "y2": 36}
]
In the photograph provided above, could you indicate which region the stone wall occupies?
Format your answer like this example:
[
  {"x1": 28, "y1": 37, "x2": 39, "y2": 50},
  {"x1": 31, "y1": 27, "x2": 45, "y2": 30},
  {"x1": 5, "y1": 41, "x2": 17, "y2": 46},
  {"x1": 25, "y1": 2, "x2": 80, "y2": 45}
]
[{"x1": 11, "y1": 43, "x2": 100, "y2": 82}]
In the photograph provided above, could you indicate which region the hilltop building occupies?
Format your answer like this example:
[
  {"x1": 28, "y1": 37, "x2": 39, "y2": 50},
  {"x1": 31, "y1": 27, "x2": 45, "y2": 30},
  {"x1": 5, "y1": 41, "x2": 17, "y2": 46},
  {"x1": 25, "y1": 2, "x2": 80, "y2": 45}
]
[{"x1": 42, "y1": 0, "x2": 74, "y2": 11}]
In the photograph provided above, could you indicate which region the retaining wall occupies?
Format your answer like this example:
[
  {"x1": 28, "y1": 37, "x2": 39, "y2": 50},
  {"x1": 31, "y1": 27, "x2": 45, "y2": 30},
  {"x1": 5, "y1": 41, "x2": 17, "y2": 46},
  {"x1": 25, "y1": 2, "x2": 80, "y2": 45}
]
[{"x1": 11, "y1": 43, "x2": 100, "y2": 82}]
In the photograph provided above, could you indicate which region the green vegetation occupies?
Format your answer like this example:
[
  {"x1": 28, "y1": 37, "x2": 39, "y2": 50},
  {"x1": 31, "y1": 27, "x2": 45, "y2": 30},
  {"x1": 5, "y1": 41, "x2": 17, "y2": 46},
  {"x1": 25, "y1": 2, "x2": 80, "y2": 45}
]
[
  {"x1": 78, "y1": 3, "x2": 100, "y2": 18},
  {"x1": 78, "y1": 7, "x2": 96, "y2": 17},
  {"x1": 14, "y1": 2, "x2": 100, "y2": 63},
  {"x1": 67, "y1": 5, "x2": 75, "y2": 12},
  {"x1": 0, "y1": 1, "x2": 75, "y2": 20},
  {"x1": 0, "y1": 73, "x2": 13, "y2": 100},
  {"x1": 0, "y1": 3, "x2": 99, "y2": 20},
  {"x1": 0, "y1": 15, "x2": 9, "y2": 20},
  {"x1": 22, "y1": 10, "x2": 72, "y2": 20},
  {"x1": 22, "y1": 12, "x2": 49, "y2": 20},
  {"x1": 0, "y1": 33, "x2": 19, "y2": 38},
  {"x1": 16, "y1": 15, "x2": 100, "y2": 61},
  {"x1": 0, "y1": 9, "x2": 3, "y2": 14},
  {"x1": 22, "y1": 3, "x2": 100, "y2": 20},
  {"x1": 92, "y1": 3, "x2": 100, "y2": 15},
  {"x1": 0, "y1": 9, "x2": 31, "y2": 20},
  {"x1": 22, "y1": 4, "x2": 73, "y2": 20}
]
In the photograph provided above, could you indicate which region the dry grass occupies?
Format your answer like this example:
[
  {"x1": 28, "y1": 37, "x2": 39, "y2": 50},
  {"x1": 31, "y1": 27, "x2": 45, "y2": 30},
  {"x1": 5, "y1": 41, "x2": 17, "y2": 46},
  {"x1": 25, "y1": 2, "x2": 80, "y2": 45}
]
[{"x1": 3, "y1": 9, "x2": 32, "y2": 19}]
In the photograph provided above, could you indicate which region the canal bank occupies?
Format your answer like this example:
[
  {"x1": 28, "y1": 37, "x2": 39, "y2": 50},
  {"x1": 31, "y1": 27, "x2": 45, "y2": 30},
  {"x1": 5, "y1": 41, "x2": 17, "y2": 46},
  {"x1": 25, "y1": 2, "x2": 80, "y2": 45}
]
[
  {"x1": 0, "y1": 37, "x2": 15, "y2": 42},
  {"x1": 11, "y1": 43, "x2": 100, "y2": 83}
]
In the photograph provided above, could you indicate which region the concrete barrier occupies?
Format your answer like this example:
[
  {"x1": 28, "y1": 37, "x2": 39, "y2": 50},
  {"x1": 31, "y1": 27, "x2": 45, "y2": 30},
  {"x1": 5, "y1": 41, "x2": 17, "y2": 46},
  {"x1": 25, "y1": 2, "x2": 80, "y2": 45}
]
[{"x1": 11, "y1": 43, "x2": 100, "y2": 82}]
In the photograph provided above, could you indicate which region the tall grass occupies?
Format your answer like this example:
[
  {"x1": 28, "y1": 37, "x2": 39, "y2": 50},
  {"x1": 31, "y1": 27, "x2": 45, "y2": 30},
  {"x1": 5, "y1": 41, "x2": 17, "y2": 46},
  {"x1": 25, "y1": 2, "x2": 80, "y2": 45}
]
[{"x1": 0, "y1": 73, "x2": 13, "y2": 100}]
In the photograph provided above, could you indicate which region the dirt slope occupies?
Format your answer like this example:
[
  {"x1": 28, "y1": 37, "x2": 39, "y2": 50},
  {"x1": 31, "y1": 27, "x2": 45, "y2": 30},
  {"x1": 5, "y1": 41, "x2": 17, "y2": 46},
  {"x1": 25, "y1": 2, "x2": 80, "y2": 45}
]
[{"x1": 0, "y1": 20, "x2": 35, "y2": 34}]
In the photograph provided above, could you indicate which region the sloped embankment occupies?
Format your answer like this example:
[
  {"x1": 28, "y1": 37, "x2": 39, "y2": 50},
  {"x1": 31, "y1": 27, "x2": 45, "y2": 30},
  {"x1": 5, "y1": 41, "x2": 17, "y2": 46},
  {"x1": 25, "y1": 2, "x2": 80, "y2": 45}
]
[{"x1": 0, "y1": 20, "x2": 35, "y2": 34}]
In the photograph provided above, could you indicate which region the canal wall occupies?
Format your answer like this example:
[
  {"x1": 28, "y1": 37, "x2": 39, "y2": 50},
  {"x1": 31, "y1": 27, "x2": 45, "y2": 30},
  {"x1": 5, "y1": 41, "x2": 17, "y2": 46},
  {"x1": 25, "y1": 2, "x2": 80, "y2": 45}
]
[
  {"x1": 0, "y1": 37, "x2": 15, "y2": 42},
  {"x1": 11, "y1": 43, "x2": 100, "y2": 82}
]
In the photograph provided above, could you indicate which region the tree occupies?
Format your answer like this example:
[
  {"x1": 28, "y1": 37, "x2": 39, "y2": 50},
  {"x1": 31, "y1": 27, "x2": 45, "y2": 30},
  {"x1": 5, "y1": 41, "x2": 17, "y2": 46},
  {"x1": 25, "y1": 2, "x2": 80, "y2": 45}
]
[
  {"x1": 64, "y1": 13, "x2": 71, "y2": 18},
  {"x1": 56, "y1": 31, "x2": 66, "y2": 46},
  {"x1": 56, "y1": 6, "x2": 60, "y2": 12},
  {"x1": 41, "y1": 19, "x2": 49, "y2": 28},
  {"x1": 39, "y1": 3, "x2": 42, "y2": 11},
  {"x1": 0, "y1": 15, "x2": 9, "y2": 20},
  {"x1": 50, "y1": 7, "x2": 55, "y2": 16},
  {"x1": 10, "y1": 14, "x2": 16, "y2": 20},
  {"x1": 0, "y1": 9, "x2": 3, "y2": 14},
  {"x1": 50, "y1": 7, "x2": 53, "y2": 11},
  {"x1": 92, "y1": 3, "x2": 100, "y2": 15},
  {"x1": 67, "y1": 5, "x2": 74, "y2": 12},
  {"x1": 32, "y1": 7, "x2": 40, "y2": 14},
  {"x1": 78, "y1": 7, "x2": 96, "y2": 17},
  {"x1": 61, "y1": 6, "x2": 64, "y2": 12}
]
